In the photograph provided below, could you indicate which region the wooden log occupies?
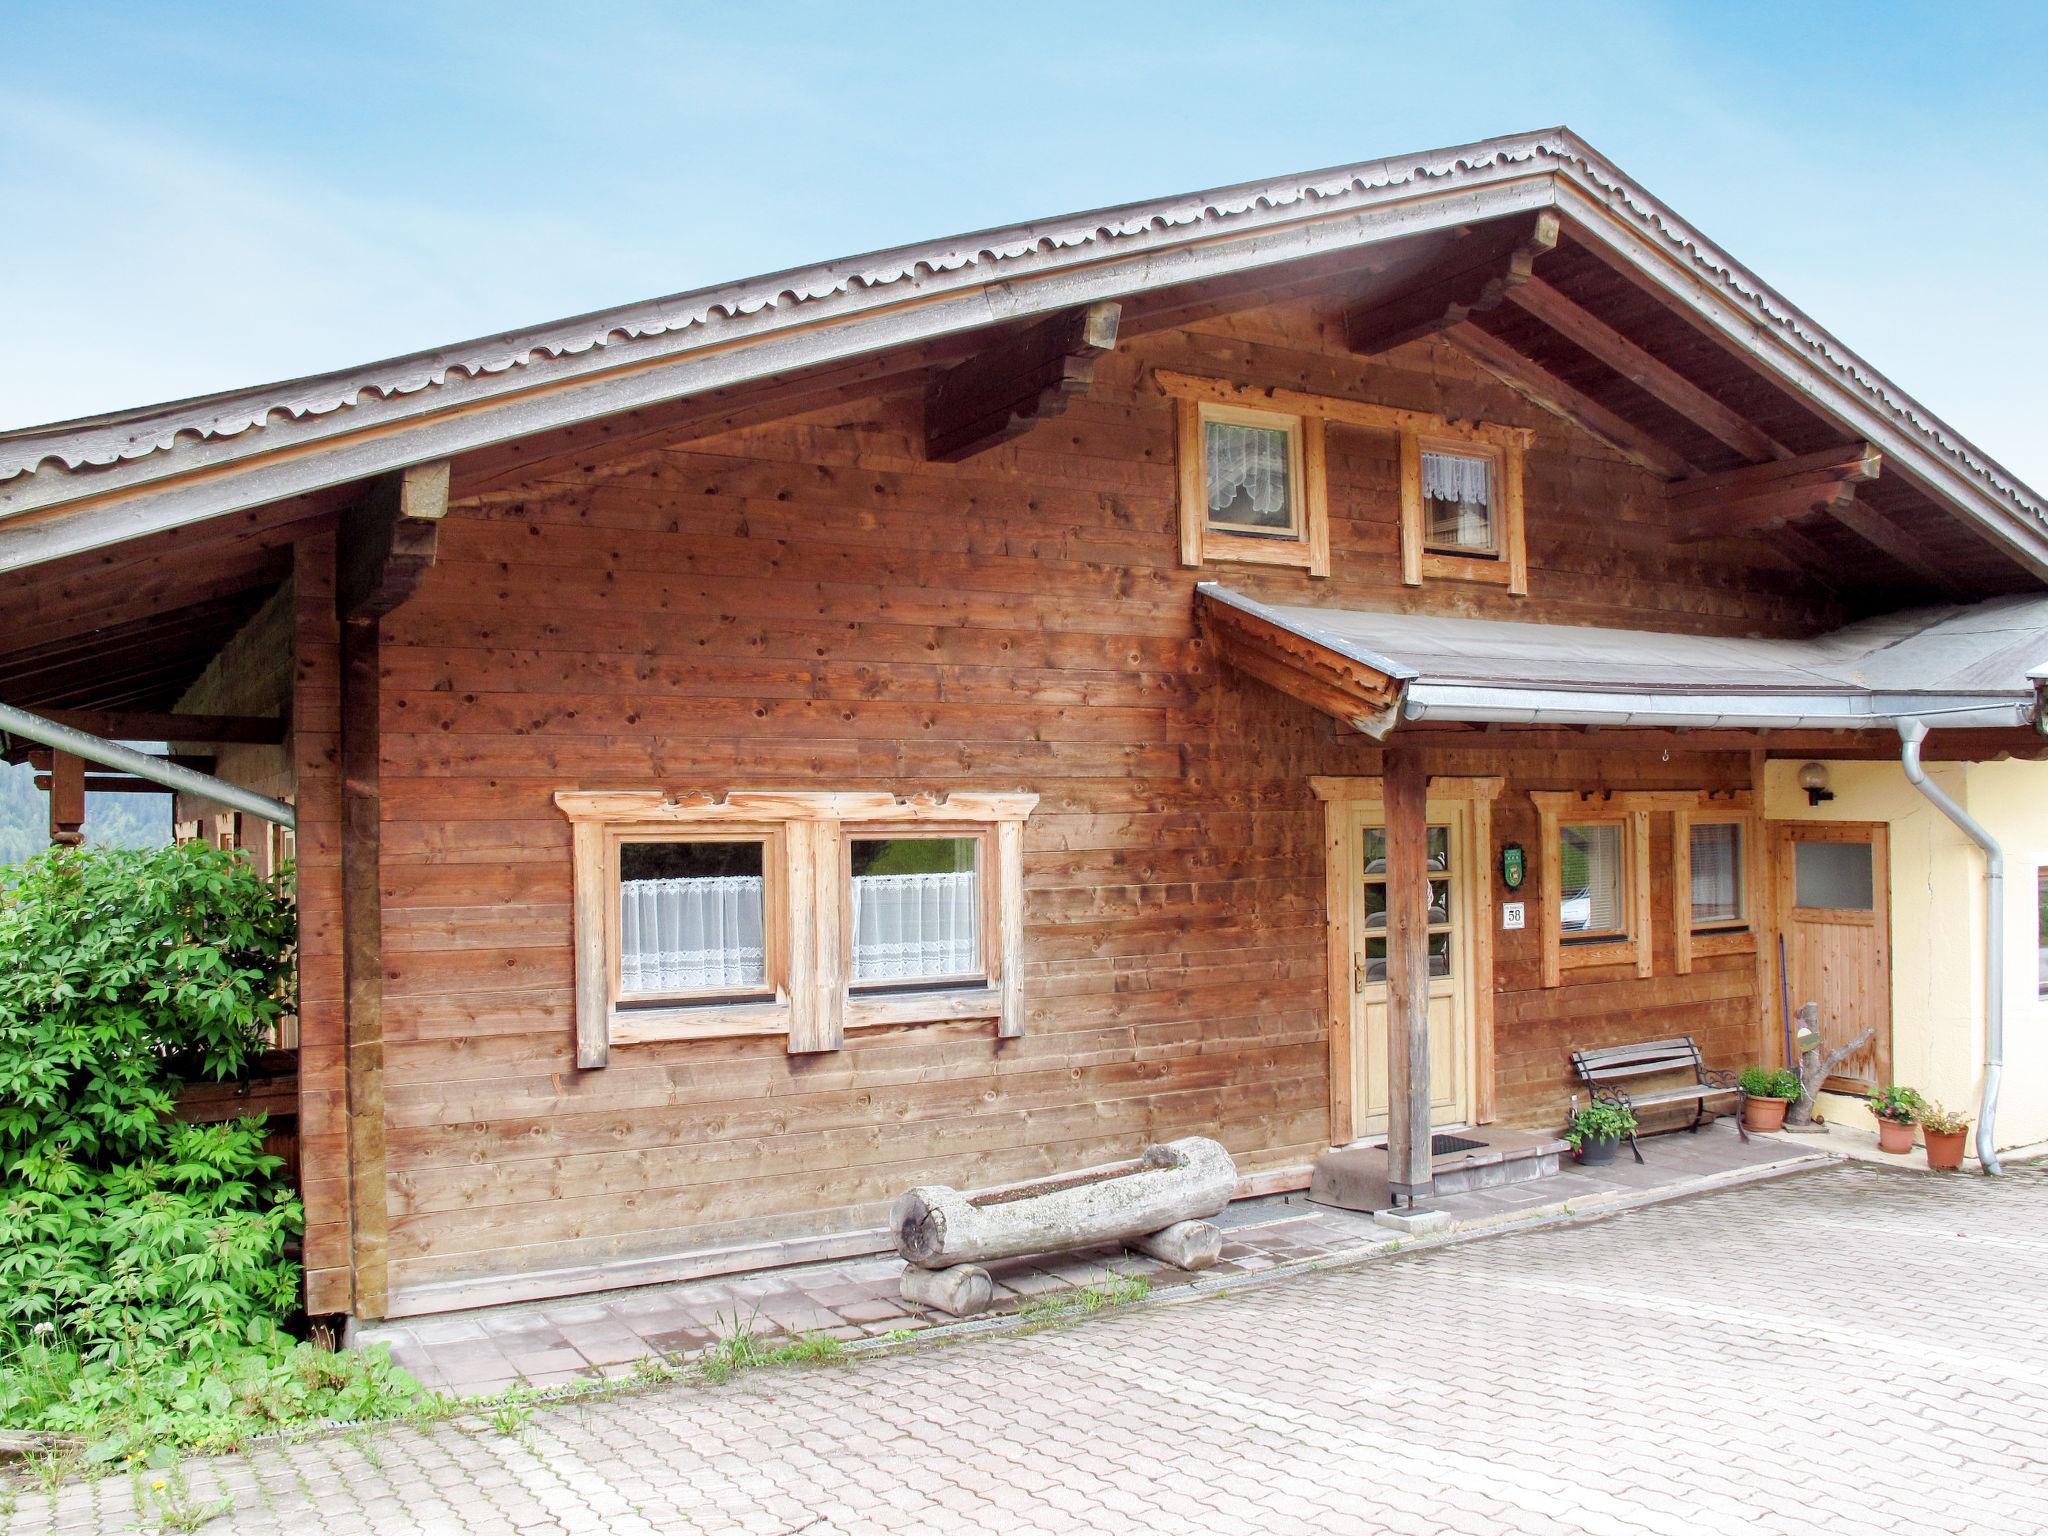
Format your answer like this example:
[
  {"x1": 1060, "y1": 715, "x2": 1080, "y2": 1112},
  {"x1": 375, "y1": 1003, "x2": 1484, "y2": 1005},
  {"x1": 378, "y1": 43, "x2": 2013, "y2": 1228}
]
[
  {"x1": 899, "y1": 1262, "x2": 993, "y2": 1318},
  {"x1": 893, "y1": 1135, "x2": 1238, "y2": 1269},
  {"x1": 1384, "y1": 747, "x2": 1432, "y2": 1201},
  {"x1": 1129, "y1": 1219, "x2": 1223, "y2": 1271}
]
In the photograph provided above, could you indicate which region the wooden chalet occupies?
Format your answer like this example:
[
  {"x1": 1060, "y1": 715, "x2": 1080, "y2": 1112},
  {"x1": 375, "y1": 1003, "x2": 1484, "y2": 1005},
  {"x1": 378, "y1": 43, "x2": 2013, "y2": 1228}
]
[{"x1": 4, "y1": 129, "x2": 2046, "y2": 1322}]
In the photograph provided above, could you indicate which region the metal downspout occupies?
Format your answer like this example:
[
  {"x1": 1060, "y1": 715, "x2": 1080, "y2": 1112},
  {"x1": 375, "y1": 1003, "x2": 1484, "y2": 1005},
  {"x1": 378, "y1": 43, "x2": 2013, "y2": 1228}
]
[
  {"x1": 0, "y1": 701, "x2": 295, "y2": 830},
  {"x1": 1895, "y1": 718, "x2": 2001, "y2": 1174}
]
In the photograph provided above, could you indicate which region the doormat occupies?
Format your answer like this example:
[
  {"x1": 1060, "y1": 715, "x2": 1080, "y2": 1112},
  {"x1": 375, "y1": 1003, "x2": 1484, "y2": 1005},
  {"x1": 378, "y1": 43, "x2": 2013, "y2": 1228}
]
[{"x1": 1430, "y1": 1133, "x2": 1486, "y2": 1156}]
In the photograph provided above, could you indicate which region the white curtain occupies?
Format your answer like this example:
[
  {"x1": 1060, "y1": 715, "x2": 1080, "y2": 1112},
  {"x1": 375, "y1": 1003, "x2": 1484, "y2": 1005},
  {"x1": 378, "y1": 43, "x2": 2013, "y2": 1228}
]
[
  {"x1": 852, "y1": 870, "x2": 981, "y2": 983},
  {"x1": 1690, "y1": 823, "x2": 1743, "y2": 924},
  {"x1": 620, "y1": 876, "x2": 766, "y2": 994},
  {"x1": 1422, "y1": 451, "x2": 1493, "y2": 549},
  {"x1": 1205, "y1": 421, "x2": 1293, "y2": 525}
]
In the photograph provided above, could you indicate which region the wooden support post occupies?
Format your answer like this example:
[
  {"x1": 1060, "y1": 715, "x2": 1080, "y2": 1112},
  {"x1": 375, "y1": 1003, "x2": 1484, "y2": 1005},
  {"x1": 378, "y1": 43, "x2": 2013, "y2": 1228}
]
[
  {"x1": 47, "y1": 750, "x2": 85, "y2": 846},
  {"x1": 1383, "y1": 748, "x2": 1433, "y2": 1203},
  {"x1": 330, "y1": 460, "x2": 446, "y2": 1320}
]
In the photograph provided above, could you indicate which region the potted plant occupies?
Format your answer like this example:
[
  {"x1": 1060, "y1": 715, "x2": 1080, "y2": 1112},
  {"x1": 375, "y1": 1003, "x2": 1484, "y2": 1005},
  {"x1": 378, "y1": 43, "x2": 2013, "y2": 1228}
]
[
  {"x1": 1738, "y1": 1066, "x2": 1803, "y2": 1132},
  {"x1": 1563, "y1": 1099, "x2": 1637, "y2": 1165},
  {"x1": 1918, "y1": 1102, "x2": 1970, "y2": 1171},
  {"x1": 1869, "y1": 1085, "x2": 1925, "y2": 1154}
]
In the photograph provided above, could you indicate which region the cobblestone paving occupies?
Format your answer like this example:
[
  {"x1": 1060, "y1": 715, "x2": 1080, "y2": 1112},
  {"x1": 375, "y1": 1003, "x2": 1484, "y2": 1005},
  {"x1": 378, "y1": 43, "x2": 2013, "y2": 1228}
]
[{"x1": 14, "y1": 1161, "x2": 2047, "y2": 1535}]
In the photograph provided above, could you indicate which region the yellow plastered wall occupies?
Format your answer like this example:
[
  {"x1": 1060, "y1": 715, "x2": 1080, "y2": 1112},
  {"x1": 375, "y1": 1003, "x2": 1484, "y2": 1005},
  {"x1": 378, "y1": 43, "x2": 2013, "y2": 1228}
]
[{"x1": 1764, "y1": 758, "x2": 2048, "y2": 1149}]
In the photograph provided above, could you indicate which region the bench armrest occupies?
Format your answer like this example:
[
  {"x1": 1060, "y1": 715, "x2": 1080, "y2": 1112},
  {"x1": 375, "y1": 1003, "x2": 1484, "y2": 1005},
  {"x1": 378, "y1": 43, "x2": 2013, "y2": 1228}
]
[{"x1": 1697, "y1": 1068, "x2": 1744, "y2": 1097}]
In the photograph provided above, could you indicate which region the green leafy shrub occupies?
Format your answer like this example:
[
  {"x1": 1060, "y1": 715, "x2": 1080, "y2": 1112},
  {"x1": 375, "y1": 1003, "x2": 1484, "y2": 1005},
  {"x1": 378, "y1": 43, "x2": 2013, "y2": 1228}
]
[
  {"x1": 1563, "y1": 1099, "x2": 1637, "y2": 1151},
  {"x1": 0, "y1": 843, "x2": 298, "y2": 1357},
  {"x1": 0, "y1": 1333, "x2": 433, "y2": 1461},
  {"x1": 1869, "y1": 1084, "x2": 1926, "y2": 1125},
  {"x1": 1739, "y1": 1066, "x2": 1802, "y2": 1101}
]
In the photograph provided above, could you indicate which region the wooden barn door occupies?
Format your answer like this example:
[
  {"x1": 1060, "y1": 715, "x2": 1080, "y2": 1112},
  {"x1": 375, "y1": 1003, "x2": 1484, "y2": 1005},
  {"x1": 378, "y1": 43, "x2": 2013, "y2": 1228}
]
[{"x1": 1773, "y1": 822, "x2": 1891, "y2": 1092}]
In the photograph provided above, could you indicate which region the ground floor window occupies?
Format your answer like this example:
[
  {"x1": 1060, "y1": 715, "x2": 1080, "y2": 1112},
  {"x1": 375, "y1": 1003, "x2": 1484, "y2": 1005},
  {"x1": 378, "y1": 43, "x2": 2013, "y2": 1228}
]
[{"x1": 556, "y1": 790, "x2": 1036, "y2": 1066}]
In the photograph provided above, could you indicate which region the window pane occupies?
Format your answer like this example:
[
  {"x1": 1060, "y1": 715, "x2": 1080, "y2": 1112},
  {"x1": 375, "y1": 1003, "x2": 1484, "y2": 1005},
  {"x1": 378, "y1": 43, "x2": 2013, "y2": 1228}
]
[
  {"x1": 1422, "y1": 451, "x2": 1495, "y2": 554},
  {"x1": 618, "y1": 841, "x2": 766, "y2": 996},
  {"x1": 1205, "y1": 419, "x2": 1295, "y2": 533},
  {"x1": 851, "y1": 837, "x2": 981, "y2": 984},
  {"x1": 1364, "y1": 826, "x2": 1447, "y2": 875},
  {"x1": 1690, "y1": 823, "x2": 1744, "y2": 925},
  {"x1": 1560, "y1": 823, "x2": 1625, "y2": 935},
  {"x1": 1794, "y1": 840, "x2": 1874, "y2": 910},
  {"x1": 1364, "y1": 937, "x2": 1387, "y2": 983},
  {"x1": 1428, "y1": 930, "x2": 1451, "y2": 978},
  {"x1": 2036, "y1": 867, "x2": 2046, "y2": 997}
]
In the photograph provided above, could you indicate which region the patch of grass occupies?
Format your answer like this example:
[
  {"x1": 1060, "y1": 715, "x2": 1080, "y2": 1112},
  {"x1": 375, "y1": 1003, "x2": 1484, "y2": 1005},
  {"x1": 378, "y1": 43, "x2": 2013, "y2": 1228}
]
[
  {"x1": 1012, "y1": 1272, "x2": 1153, "y2": 1330},
  {"x1": 695, "y1": 1311, "x2": 848, "y2": 1386},
  {"x1": 133, "y1": 1459, "x2": 232, "y2": 1533},
  {"x1": 482, "y1": 1401, "x2": 532, "y2": 1437}
]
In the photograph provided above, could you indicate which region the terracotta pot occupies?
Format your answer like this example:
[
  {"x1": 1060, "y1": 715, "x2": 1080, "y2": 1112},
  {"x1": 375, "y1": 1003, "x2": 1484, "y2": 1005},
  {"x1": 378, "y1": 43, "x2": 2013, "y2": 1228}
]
[
  {"x1": 1924, "y1": 1127, "x2": 1969, "y2": 1171},
  {"x1": 1742, "y1": 1096, "x2": 1791, "y2": 1133},
  {"x1": 1876, "y1": 1118, "x2": 1916, "y2": 1155}
]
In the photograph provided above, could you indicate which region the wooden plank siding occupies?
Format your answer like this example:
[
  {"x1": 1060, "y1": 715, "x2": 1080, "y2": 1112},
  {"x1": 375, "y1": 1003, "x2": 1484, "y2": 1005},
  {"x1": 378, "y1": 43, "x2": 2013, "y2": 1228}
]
[{"x1": 359, "y1": 299, "x2": 1796, "y2": 1310}]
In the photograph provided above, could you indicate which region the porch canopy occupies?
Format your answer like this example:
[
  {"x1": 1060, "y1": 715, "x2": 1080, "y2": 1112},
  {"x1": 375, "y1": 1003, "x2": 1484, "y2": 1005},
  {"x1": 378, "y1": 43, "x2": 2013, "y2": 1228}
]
[{"x1": 1196, "y1": 583, "x2": 2048, "y2": 737}]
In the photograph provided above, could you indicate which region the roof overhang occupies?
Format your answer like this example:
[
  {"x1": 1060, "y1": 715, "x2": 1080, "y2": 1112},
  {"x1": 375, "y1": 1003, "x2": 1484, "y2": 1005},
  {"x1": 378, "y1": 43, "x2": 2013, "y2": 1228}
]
[
  {"x1": 5, "y1": 128, "x2": 2047, "y2": 580},
  {"x1": 1195, "y1": 584, "x2": 2048, "y2": 736}
]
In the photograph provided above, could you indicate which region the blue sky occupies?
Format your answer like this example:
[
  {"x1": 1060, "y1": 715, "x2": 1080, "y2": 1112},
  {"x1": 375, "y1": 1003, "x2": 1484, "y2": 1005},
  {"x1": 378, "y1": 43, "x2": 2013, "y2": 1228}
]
[{"x1": 4, "y1": 1, "x2": 2045, "y2": 485}]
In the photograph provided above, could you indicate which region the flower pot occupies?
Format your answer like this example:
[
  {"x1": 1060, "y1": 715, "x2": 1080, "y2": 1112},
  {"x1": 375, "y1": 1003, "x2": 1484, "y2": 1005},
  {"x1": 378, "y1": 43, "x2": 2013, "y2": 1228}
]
[
  {"x1": 1876, "y1": 1118, "x2": 1915, "y2": 1155},
  {"x1": 1575, "y1": 1133, "x2": 1620, "y2": 1165},
  {"x1": 1742, "y1": 1096, "x2": 1791, "y2": 1133},
  {"x1": 1923, "y1": 1127, "x2": 1969, "y2": 1171}
]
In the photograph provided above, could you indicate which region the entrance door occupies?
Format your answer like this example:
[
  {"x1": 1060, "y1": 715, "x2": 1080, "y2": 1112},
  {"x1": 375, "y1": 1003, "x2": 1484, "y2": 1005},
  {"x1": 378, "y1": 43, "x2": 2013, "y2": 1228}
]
[
  {"x1": 1773, "y1": 822, "x2": 1891, "y2": 1092},
  {"x1": 1345, "y1": 802, "x2": 1471, "y2": 1138}
]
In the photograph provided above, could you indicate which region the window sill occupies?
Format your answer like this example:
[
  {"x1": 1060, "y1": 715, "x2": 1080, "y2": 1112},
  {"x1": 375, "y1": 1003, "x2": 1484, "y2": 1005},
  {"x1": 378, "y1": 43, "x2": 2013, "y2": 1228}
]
[
  {"x1": 1689, "y1": 927, "x2": 1756, "y2": 958},
  {"x1": 1198, "y1": 531, "x2": 1318, "y2": 571},
  {"x1": 609, "y1": 998, "x2": 790, "y2": 1046},
  {"x1": 1420, "y1": 552, "x2": 1513, "y2": 586},
  {"x1": 847, "y1": 985, "x2": 1004, "y2": 1030},
  {"x1": 1558, "y1": 939, "x2": 1638, "y2": 973}
]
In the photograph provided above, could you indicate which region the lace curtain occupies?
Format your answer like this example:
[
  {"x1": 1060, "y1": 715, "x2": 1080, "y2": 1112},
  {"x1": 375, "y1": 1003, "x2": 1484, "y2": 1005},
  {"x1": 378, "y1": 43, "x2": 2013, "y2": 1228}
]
[
  {"x1": 1422, "y1": 450, "x2": 1493, "y2": 549},
  {"x1": 852, "y1": 870, "x2": 981, "y2": 982},
  {"x1": 1205, "y1": 421, "x2": 1293, "y2": 527},
  {"x1": 620, "y1": 875, "x2": 767, "y2": 994},
  {"x1": 618, "y1": 870, "x2": 983, "y2": 993}
]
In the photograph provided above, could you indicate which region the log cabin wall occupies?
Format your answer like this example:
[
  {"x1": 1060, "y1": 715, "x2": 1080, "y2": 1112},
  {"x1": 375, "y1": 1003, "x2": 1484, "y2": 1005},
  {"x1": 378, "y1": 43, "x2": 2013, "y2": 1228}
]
[{"x1": 369, "y1": 298, "x2": 1799, "y2": 1309}]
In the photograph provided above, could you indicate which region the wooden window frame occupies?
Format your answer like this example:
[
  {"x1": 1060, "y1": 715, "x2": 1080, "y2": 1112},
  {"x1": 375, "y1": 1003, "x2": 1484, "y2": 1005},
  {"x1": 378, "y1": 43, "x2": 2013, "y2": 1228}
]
[
  {"x1": 1174, "y1": 397, "x2": 1328, "y2": 575},
  {"x1": 607, "y1": 825, "x2": 786, "y2": 1012},
  {"x1": 1531, "y1": 790, "x2": 1688, "y2": 988},
  {"x1": 1674, "y1": 793, "x2": 1762, "y2": 975},
  {"x1": 2037, "y1": 862, "x2": 2048, "y2": 1001},
  {"x1": 1153, "y1": 369, "x2": 1527, "y2": 592},
  {"x1": 841, "y1": 824, "x2": 1005, "y2": 1030},
  {"x1": 556, "y1": 790, "x2": 1035, "y2": 1066}
]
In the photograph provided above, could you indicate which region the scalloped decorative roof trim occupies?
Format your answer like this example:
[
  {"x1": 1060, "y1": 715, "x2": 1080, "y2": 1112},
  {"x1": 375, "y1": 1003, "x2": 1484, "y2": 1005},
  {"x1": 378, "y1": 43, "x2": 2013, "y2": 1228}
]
[{"x1": 1, "y1": 129, "x2": 2039, "y2": 531}]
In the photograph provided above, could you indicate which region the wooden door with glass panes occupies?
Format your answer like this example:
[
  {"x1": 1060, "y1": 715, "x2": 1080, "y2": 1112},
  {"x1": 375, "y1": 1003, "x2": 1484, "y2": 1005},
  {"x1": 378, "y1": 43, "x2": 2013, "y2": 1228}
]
[{"x1": 1347, "y1": 803, "x2": 1471, "y2": 1138}]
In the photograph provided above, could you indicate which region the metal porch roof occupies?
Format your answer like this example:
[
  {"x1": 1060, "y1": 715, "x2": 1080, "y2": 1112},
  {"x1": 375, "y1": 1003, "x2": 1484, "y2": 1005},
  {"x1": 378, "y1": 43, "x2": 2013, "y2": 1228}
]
[{"x1": 1196, "y1": 584, "x2": 2048, "y2": 733}]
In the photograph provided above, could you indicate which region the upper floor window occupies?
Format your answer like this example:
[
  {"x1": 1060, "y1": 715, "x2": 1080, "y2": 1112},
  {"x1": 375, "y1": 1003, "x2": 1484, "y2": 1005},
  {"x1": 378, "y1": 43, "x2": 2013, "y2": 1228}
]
[
  {"x1": 1155, "y1": 369, "x2": 1525, "y2": 592},
  {"x1": 1422, "y1": 448, "x2": 1498, "y2": 557}
]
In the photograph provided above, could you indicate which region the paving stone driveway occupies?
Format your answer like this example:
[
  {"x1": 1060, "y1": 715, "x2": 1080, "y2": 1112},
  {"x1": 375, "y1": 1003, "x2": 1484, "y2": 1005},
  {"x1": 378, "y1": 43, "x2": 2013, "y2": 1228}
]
[{"x1": 16, "y1": 1161, "x2": 2047, "y2": 1535}]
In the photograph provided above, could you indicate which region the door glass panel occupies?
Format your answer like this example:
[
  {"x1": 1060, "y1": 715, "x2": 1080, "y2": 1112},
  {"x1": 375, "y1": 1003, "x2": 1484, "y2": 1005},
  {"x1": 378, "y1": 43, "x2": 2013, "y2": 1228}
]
[
  {"x1": 1363, "y1": 937, "x2": 1387, "y2": 983},
  {"x1": 1428, "y1": 878, "x2": 1451, "y2": 925},
  {"x1": 1427, "y1": 827, "x2": 1449, "y2": 871},
  {"x1": 1795, "y1": 840, "x2": 1874, "y2": 910},
  {"x1": 1363, "y1": 829, "x2": 1386, "y2": 874},
  {"x1": 1364, "y1": 882, "x2": 1386, "y2": 929},
  {"x1": 1428, "y1": 931, "x2": 1451, "y2": 978}
]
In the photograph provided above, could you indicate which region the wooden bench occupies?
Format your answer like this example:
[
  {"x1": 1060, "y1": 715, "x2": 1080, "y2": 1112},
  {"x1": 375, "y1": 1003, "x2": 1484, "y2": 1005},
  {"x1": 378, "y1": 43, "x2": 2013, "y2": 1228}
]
[{"x1": 1569, "y1": 1036, "x2": 1745, "y2": 1164}]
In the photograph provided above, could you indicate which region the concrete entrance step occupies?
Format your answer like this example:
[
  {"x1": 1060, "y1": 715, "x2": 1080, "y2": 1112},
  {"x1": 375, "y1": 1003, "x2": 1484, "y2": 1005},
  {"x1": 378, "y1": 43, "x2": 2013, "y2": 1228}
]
[{"x1": 1306, "y1": 1126, "x2": 1568, "y2": 1213}]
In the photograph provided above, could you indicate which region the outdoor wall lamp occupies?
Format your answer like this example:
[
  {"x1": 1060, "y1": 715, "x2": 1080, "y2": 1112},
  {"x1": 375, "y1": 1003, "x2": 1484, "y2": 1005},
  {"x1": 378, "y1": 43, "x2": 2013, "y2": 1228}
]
[{"x1": 1797, "y1": 762, "x2": 1834, "y2": 807}]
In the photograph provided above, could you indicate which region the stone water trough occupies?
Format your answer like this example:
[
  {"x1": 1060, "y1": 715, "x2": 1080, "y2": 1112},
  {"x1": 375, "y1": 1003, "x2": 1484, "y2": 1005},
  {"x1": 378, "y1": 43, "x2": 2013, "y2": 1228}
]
[{"x1": 892, "y1": 1136, "x2": 1238, "y2": 1316}]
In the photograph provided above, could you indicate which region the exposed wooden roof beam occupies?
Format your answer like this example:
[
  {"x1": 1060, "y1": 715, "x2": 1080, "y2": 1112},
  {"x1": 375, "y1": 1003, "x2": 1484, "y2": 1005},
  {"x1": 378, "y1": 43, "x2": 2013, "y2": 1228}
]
[
  {"x1": 1826, "y1": 494, "x2": 1977, "y2": 601},
  {"x1": 1501, "y1": 277, "x2": 1782, "y2": 462},
  {"x1": 33, "y1": 710, "x2": 283, "y2": 745},
  {"x1": 1445, "y1": 320, "x2": 1695, "y2": 478},
  {"x1": 1670, "y1": 480, "x2": 1861, "y2": 544},
  {"x1": 1196, "y1": 588, "x2": 1404, "y2": 737},
  {"x1": 1344, "y1": 211, "x2": 1560, "y2": 356},
  {"x1": 1666, "y1": 444, "x2": 1882, "y2": 542},
  {"x1": 923, "y1": 302, "x2": 1120, "y2": 462}
]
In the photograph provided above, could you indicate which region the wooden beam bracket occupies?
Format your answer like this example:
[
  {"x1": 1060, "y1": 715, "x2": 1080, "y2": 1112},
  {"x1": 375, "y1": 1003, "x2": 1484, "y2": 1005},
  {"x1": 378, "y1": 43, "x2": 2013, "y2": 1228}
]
[
  {"x1": 924, "y1": 302, "x2": 1120, "y2": 462},
  {"x1": 336, "y1": 459, "x2": 452, "y2": 622},
  {"x1": 1344, "y1": 211, "x2": 1559, "y2": 356}
]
